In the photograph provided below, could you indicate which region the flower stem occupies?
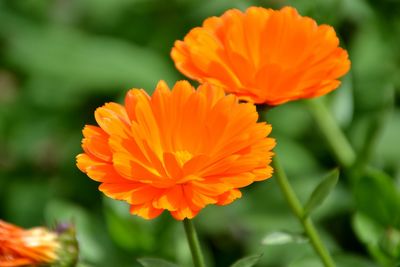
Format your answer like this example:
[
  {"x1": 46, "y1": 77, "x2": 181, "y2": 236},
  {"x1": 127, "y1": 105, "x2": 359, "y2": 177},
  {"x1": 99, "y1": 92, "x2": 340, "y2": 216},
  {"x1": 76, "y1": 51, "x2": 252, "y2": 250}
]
[
  {"x1": 183, "y1": 218, "x2": 206, "y2": 267},
  {"x1": 272, "y1": 156, "x2": 336, "y2": 267},
  {"x1": 306, "y1": 98, "x2": 356, "y2": 168}
]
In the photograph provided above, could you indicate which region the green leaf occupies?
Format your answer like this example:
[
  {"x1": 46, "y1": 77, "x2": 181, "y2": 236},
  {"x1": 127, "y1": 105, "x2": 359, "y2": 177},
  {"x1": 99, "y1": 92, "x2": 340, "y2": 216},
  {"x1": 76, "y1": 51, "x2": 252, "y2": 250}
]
[
  {"x1": 352, "y1": 212, "x2": 384, "y2": 246},
  {"x1": 379, "y1": 227, "x2": 400, "y2": 258},
  {"x1": 230, "y1": 254, "x2": 263, "y2": 267},
  {"x1": 289, "y1": 253, "x2": 378, "y2": 267},
  {"x1": 335, "y1": 253, "x2": 379, "y2": 267},
  {"x1": 352, "y1": 213, "x2": 400, "y2": 267},
  {"x1": 354, "y1": 168, "x2": 400, "y2": 227},
  {"x1": 103, "y1": 197, "x2": 156, "y2": 251},
  {"x1": 303, "y1": 169, "x2": 339, "y2": 217},
  {"x1": 261, "y1": 231, "x2": 308, "y2": 246},
  {"x1": 1, "y1": 12, "x2": 179, "y2": 108},
  {"x1": 289, "y1": 256, "x2": 323, "y2": 267},
  {"x1": 137, "y1": 258, "x2": 179, "y2": 267}
]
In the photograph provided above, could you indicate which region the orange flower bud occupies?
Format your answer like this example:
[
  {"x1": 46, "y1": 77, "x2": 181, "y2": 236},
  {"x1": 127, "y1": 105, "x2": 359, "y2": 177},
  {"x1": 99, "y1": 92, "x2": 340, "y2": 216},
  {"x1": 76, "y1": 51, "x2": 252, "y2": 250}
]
[{"x1": 0, "y1": 220, "x2": 59, "y2": 267}]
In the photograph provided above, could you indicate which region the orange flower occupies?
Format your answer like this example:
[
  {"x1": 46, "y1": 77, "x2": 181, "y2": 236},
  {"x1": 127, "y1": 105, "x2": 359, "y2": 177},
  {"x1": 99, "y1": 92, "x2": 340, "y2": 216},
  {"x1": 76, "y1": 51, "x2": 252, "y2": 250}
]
[
  {"x1": 76, "y1": 80, "x2": 275, "y2": 220},
  {"x1": 0, "y1": 220, "x2": 59, "y2": 267},
  {"x1": 171, "y1": 6, "x2": 350, "y2": 105}
]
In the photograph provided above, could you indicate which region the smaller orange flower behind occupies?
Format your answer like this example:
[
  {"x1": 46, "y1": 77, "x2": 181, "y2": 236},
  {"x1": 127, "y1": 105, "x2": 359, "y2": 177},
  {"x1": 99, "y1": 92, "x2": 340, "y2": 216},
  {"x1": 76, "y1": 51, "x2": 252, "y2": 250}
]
[
  {"x1": 0, "y1": 220, "x2": 59, "y2": 267},
  {"x1": 76, "y1": 80, "x2": 275, "y2": 220},
  {"x1": 171, "y1": 6, "x2": 350, "y2": 105}
]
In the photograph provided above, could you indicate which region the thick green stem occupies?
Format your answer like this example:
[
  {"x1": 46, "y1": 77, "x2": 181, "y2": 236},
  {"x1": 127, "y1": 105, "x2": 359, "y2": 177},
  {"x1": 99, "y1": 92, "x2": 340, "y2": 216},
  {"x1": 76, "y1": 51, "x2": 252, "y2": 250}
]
[
  {"x1": 273, "y1": 157, "x2": 336, "y2": 267},
  {"x1": 307, "y1": 98, "x2": 356, "y2": 168},
  {"x1": 183, "y1": 219, "x2": 206, "y2": 267}
]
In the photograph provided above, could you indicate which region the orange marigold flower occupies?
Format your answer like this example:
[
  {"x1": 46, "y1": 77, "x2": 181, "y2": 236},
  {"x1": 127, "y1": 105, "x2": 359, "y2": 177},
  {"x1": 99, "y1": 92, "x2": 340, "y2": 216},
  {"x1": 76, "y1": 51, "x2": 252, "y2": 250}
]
[
  {"x1": 76, "y1": 80, "x2": 275, "y2": 220},
  {"x1": 171, "y1": 6, "x2": 350, "y2": 105},
  {"x1": 0, "y1": 220, "x2": 59, "y2": 267}
]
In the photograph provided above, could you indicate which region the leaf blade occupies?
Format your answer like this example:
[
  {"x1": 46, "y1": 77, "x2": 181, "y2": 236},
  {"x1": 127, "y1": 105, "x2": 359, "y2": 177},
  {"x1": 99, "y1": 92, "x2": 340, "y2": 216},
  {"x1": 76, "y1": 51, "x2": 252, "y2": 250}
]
[
  {"x1": 261, "y1": 231, "x2": 308, "y2": 246},
  {"x1": 303, "y1": 169, "x2": 339, "y2": 217},
  {"x1": 137, "y1": 258, "x2": 179, "y2": 267},
  {"x1": 230, "y1": 254, "x2": 263, "y2": 267}
]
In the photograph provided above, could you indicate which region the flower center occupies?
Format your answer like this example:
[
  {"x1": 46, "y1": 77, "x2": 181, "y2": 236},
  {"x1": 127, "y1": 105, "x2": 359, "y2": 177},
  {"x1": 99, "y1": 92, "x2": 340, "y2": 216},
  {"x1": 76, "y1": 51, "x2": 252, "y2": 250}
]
[{"x1": 174, "y1": 150, "x2": 193, "y2": 166}]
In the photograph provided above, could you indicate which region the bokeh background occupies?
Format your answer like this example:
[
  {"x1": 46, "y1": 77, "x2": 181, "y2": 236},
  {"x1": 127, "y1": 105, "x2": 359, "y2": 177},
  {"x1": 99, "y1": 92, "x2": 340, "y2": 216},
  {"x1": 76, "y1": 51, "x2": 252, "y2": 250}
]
[{"x1": 0, "y1": 0, "x2": 399, "y2": 266}]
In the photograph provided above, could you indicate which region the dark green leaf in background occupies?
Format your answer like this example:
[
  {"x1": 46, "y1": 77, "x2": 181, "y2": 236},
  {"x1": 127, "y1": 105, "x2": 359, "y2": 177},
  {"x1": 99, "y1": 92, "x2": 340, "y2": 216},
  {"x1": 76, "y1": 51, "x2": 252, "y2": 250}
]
[
  {"x1": 354, "y1": 169, "x2": 400, "y2": 228},
  {"x1": 137, "y1": 258, "x2": 179, "y2": 267},
  {"x1": 0, "y1": 0, "x2": 399, "y2": 266}
]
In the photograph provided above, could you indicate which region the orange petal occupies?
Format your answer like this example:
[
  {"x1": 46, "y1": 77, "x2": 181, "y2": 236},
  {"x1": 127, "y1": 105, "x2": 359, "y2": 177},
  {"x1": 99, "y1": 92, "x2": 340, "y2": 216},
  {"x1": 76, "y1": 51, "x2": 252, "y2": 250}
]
[
  {"x1": 77, "y1": 80, "x2": 275, "y2": 220},
  {"x1": 217, "y1": 189, "x2": 242, "y2": 205},
  {"x1": 130, "y1": 203, "x2": 164, "y2": 220},
  {"x1": 171, "y1": 6, "x2": 350, "y2": 105}
]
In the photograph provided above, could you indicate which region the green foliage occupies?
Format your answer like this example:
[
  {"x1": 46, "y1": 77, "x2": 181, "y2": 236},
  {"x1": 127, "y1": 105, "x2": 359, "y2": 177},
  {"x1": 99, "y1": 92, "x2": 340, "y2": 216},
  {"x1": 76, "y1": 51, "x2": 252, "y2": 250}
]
[
  {"x1": 352, "y1": 170, "x2": 400, "y2": 266},
  {"x1": 0, "y1": 0, "x2": 399, "y2": 266},
  {"x1": 137, "y1": 258, "x2": 179, "y2": 267},
  {"x1": 354, "y1": 169, "x2": 400, "y2": 228},
  {"x1": 290, "y1": 253, "x2": 379, "y2": 267},
  {"x1": 230, "y1": 254, "x2": 263, "y2": 267},
  {"x1": 103, "y1": 198, "x2": 157, "y2": 251}
]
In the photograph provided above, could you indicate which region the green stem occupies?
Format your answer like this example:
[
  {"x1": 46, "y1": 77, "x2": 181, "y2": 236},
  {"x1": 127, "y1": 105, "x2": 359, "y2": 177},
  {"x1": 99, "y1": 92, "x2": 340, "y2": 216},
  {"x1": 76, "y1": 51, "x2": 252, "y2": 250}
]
[
  {"x1": 183, "y1": 219, "x2": 206, "y2": 267},
  {"x1": 307, "y1": 98, "x2": 356, "y2": 168},
  {"x1": 307, "y1": 98, "x2": 393, "y2": 185},
  {"x1": 272, "y1": 157, "x2": 336, "y2": 267}
]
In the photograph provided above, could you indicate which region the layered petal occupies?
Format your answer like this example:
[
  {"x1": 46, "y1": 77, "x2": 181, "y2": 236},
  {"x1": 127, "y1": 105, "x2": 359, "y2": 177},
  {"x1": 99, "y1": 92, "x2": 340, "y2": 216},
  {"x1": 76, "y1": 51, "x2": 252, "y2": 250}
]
[
  {"x1": 171, "y1": 6, "x2": 350, "y2": 105},
  {"x1": 77, "y1": 80, "x2": 275, "y2": 220},
  {"x1": 0, "y1": 221, "x2": 59, "y2": 267}
]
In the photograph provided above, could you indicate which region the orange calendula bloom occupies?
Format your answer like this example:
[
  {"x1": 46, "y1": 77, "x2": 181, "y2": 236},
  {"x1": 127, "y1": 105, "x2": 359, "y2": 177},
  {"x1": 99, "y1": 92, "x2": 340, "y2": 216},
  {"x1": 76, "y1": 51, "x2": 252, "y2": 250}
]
[
  {"x1": 76, "y1": 80, "x2": 275, "y2": 220},
  {"x1": 0, "y1": 220, "x2": 59, "y2": 267},
  {"x1": 171, "y1": 6, "x2": 350, "y2": 105}
]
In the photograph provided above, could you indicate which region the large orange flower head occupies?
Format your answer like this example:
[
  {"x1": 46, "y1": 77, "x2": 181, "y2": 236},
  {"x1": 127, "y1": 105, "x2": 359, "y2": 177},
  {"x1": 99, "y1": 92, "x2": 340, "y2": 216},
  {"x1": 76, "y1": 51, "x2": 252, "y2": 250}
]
[
  {"x1": 171, "y1": 6, "x2": 350, "y2": 105},
  {"x1": 0, "y1": 220, "x2": 59, "y2": 267},
  {"x1": 76, "y1": 80, "x2": 275, "y2": 220}
]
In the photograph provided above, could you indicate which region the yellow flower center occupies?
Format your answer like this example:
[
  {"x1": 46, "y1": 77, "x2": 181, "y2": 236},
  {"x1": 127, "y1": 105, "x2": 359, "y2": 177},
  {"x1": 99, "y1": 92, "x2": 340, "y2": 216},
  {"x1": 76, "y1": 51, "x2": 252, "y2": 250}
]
[{"x1": 175, "y1": 150, "x2": 193, "y2": 166}]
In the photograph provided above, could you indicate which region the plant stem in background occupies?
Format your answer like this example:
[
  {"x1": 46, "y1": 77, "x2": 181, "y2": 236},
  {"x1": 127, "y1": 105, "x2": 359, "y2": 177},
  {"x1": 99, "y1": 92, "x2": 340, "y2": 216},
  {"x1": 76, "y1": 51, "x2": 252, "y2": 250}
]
[
  {"x1": 272, "y1": 156, "x2": 336, "y2": 267},
  {"x1": 307, "y1": 98, "x2": 356, "y2": 168},
  {"x1": 183, "y1": 219, "x2": 207, "y2": 267},
  {"x1": 307, "y1": 97, "x2": 396, "y2": 188}
]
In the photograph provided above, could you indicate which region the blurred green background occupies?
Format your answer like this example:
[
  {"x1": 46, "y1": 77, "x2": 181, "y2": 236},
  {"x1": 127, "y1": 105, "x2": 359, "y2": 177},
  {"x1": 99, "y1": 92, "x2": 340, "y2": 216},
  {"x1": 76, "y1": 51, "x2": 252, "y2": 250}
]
[{"x1": 0, "y1": 0, "x2": 399, "y2": 266}]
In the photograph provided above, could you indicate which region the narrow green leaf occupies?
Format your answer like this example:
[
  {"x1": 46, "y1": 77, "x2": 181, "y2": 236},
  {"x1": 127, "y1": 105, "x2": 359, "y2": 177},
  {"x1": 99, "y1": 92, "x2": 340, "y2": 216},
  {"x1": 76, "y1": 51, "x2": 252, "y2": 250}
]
[
  {"x1": 230, "y1": 254, "x2": 263, "y2": 267},
  {"x1": 137, "y1": 258, "x2": 179, "y2": 267},
  {"x1": 261, "y1": 231, "x2": 308, "y2": 246},
  {"x1": 303, "y1": 169, "x2": 339, "y2": 217}
]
